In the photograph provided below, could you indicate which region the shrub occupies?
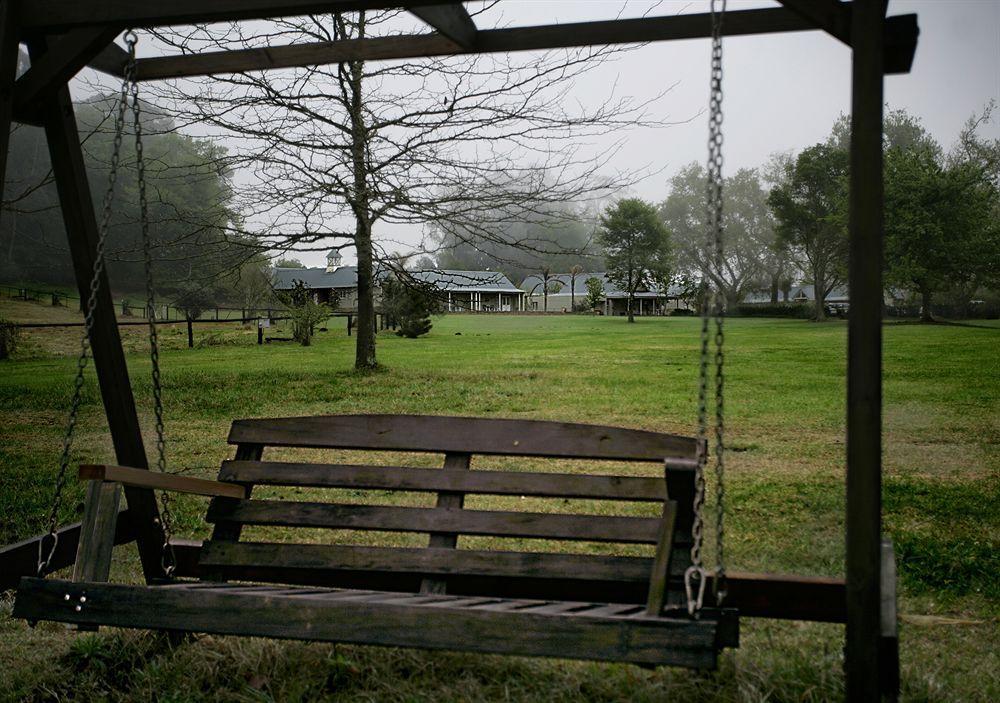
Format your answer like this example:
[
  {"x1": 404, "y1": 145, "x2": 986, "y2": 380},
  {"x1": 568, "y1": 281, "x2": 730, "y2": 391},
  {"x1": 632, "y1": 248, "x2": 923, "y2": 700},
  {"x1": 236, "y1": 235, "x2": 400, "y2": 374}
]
[
  {"x1": 735, "y1": 303, "x2": 812, "y2": 318},
  {"x1": 174, "y1": 284, "x2": 216, "y2": 321},
  {"x1": 382, "y1": 278, "x2": 442, "y2": 339},
  {"x1": 279, "y1": 280, "x2": 330, "y2": 346},
  {"x1": 669, "y1": 308, "x2": 695, "y2": 317},
  {"x1": 0, "y1": 317, "x2": 20, "y2": 359}
]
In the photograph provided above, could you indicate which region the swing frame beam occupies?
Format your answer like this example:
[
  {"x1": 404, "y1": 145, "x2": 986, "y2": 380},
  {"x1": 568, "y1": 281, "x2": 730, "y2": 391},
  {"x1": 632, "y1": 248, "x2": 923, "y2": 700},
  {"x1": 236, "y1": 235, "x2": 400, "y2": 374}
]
[{"x1": 0, "y1": 2, "x2": 917, "y2": 698}]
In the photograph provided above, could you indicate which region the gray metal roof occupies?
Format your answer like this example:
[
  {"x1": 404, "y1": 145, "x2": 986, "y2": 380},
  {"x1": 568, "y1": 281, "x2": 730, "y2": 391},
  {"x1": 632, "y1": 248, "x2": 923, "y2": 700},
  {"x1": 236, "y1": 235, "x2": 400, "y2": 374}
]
[
  {"x1": 411, "y1": 270, "x2": 523, "y2": 293},
  {"x1": 272, "y1": 266, "x2": 358, "y2": 290},
  {"x1": 520, "y1": 272, "x2": 683, "y2": 298}
]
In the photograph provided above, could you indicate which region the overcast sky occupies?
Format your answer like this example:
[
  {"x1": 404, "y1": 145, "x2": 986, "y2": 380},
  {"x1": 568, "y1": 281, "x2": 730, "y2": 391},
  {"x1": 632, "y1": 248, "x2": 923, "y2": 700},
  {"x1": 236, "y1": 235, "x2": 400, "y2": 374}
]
[{"x1": 73, "y1": 1, "x2": 1000, "y2": 268}]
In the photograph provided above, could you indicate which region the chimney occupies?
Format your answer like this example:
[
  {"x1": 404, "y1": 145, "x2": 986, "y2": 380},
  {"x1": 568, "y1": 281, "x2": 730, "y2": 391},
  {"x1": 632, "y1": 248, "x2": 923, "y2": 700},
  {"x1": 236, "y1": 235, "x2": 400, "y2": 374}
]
[{"x1": 326, "y1": 249, "x2": 342, "y2": 272}]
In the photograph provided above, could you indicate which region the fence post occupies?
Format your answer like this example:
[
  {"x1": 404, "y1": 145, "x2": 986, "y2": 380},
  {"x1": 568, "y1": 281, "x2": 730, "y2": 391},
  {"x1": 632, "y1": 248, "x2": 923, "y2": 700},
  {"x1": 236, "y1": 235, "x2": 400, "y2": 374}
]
[
  {"x1": 186, "y1": 319, "x2": 193, "y2": 348},
  {"x1": 257, "y1": 324, "x2": 263, "y2": 345},
  {"x1": 347, "y1": 314, "x2": 352, "y2": 336}
]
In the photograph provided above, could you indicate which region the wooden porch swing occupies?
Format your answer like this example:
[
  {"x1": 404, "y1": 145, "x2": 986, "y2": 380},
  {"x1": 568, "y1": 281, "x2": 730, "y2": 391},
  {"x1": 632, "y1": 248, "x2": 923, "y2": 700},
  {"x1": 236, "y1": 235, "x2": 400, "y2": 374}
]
[{"x1": 0, "y1": 1, "x2": 917, "y2": 699}]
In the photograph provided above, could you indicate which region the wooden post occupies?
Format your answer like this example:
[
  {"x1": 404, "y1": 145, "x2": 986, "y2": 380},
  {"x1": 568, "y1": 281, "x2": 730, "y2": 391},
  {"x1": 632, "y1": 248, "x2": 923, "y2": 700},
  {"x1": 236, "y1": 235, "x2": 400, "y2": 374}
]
[
  {"x1": 257, "y1": 323, "x2": 263, "y2": 345},
  {"x1": 27, "y1": 39, "x2": 166, "y2": 584},
  {"x1": 420, "y1": 452, "x2": 472, "y2": 594},
  {"x1": 347, "y1": 314, "x2": 352, "y2": 336},
  {"x1": 73, "y1": 480, "x2": 121, "y2": 583},
  {"x1": 846, "y1": 2, "x2": 885, "y2": 699},
  {"x1": 0, "y1": 1, "x2": 17, "y2": 210}
]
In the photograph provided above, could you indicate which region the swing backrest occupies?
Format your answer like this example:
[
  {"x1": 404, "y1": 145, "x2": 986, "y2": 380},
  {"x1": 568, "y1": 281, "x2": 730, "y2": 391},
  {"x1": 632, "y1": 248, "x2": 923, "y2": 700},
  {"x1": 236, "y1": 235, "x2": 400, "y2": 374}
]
[{"x1": 198, "y1": 414, "x2": 701, "y2": 606}]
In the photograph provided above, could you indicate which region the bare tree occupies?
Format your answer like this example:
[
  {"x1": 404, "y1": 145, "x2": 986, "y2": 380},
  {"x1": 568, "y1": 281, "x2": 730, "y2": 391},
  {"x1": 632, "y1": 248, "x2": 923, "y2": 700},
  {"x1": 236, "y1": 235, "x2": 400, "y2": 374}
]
[
  {"x1": 145, "y1": 9, "x2": 676, "y2": 368},
  {"x1": 660, "y1": 163, "x2": 776, "y2": 309}
]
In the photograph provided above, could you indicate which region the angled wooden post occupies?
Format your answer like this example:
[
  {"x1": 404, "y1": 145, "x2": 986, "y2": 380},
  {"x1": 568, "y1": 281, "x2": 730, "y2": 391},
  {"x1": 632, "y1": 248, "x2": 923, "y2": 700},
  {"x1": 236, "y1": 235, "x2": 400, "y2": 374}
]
[
  {"x1": 73, "y1": 480, "x2": 122, "y2": 583},
  {"x1": 0, "y1": 0, "x2": 18, "y2": 208},
  {"x1": 26, "y1": 37, "x2": 167, "y2": 584},
  {"x1": 846, "y1": 1, "x2": 886, "y2": 699}
]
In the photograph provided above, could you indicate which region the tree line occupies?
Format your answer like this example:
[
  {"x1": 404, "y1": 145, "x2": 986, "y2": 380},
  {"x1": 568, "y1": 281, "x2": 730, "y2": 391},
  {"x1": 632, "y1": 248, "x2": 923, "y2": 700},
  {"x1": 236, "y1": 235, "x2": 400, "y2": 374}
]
[{"x1": 596, "y1": 105, "x2": 1000, "y2": 323}]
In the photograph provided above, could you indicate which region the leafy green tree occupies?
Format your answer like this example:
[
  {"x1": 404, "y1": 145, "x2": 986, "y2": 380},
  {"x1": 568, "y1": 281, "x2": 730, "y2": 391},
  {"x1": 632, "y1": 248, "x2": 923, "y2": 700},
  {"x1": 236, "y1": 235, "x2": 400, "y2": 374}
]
[
  {"x1": 885, "y1": 126, "x2": 1000, "y2": 321},
  {"x1": 584, "y1": 277, "x2": 604, "y2": 311},
  {"x1": 768, "y1": 144, "x2": 849, "y2": 321},
  {"x1": 598, "y1": 198, "x2": 672, "y2": 323}
]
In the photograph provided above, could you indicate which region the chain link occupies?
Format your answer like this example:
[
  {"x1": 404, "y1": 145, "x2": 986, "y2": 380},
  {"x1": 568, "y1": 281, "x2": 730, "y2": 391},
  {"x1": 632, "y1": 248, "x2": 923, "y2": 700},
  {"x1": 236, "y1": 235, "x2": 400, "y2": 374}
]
[
  {"x1": 38, "y1": 60, "x2": 132, "y2": 576},
  {"x1": 125, "y1": 31, "x2": 177, "y2": 577},
  {"x1": 686, "y1": 0, "x2": 727, "y2": 614}
]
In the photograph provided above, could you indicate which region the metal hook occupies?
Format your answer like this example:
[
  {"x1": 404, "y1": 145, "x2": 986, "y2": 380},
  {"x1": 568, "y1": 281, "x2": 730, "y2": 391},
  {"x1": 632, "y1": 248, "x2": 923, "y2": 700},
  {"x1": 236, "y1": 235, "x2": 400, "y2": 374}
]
[{"x1": 684, "y1": 565, "x2": 707, "y2": 617}]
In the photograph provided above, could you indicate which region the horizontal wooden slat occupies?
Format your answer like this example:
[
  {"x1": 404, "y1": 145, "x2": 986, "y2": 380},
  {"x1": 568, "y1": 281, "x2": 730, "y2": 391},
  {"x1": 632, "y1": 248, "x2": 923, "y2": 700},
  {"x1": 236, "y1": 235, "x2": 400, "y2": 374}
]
[
  {"x1": 219, "y1": 461, "x2": 670, "y2": 501},
  {"x1": 199, "y1": 542, "x2": 692, "y2": 581},
  {"x1": 171, "y1": 540, "x2": 848, "y2": 622},
  {"x1": 227, "y1": 414, "x2": 700, "y2": 462},
  {"x1": 15, "y1": 578, "x2": 723, "y2": 668},
  {"x1": 206, "y1": 499, "x2": 663, "y2": 544},
  {"x1": 80, "y1": 464, "x2": 247, "y2": 499}
]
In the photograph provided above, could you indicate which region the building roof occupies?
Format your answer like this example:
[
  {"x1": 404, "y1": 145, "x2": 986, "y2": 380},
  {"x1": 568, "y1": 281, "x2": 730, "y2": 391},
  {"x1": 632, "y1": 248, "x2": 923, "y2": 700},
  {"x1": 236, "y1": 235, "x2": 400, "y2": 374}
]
[
  {"x1": 520, "y1": 272, "x2": 683, "y2": 299},
  {"x1": 273, "y1": 266, "x2": 523, "y2": 294},
  {"x1": 741, "y1": 284, "x2": 853, "y2": 305},
  {"x1": 411, "y1": 270, "x2": 523, "y2": 293},
  {"x1": 790, "y1": 285, "x2": 850, "y2": 303},
  {"x1": 272, "y1": 265, "x2": 358, "y2": 290}
]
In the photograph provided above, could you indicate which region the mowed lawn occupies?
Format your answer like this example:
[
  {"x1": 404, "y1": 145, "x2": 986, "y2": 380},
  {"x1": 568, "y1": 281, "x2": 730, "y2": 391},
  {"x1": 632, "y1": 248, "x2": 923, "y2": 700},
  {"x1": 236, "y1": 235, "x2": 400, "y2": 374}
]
[{"x1": 1, "y1": 311, "x2": 997, "y2": 702}]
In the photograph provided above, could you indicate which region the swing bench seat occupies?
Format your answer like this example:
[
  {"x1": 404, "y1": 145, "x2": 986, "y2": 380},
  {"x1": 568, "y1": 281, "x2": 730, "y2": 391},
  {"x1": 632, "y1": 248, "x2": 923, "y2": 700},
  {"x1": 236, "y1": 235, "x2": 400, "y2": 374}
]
[{"x1": 14, "y1": 414, "x2": 737, "y2": 669}]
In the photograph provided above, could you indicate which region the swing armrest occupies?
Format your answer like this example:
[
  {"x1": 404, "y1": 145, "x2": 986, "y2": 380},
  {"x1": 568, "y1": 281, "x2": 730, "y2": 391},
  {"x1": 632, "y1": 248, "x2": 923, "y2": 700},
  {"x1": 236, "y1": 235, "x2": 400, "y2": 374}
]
[{"x1": 79, "y1": 464, "x2": 248, "y2": 499}]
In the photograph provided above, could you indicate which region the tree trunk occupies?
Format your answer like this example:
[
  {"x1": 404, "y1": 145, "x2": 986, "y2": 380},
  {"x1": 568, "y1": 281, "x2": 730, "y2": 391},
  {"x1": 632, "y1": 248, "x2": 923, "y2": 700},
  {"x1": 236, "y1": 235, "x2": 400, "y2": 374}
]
[
  {"x1": 345, "y1": 19, "x2": 377, "y2": 370},
  {"x1": 920, "y1": 287, "x2": 934, "y2": 323},
  {"x1": 770, "y1": 274, "x2": 779, "y2": 304},
  {"x1": 814, "y1": 292, "x2": 826, "y2": 321},
  {"x1": 627, "y1": 292, "x2": 635, "y2": 323}
]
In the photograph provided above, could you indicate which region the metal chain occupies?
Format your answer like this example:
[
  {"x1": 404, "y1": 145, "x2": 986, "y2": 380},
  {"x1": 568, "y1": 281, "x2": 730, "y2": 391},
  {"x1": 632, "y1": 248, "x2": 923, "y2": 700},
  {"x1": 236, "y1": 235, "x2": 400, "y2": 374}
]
[
  {"x1": 125, "y1": 31, "x2": 177, "y2": 577},
  {"x1": 686, "y1": 0, "x2": 727, "y2": 615},
  {"x1": 38, "y1": 62, "x2": 133, "y2": 576},
  {"x1": 709, "y1": 0, "x2": 727, "y2": 607}
]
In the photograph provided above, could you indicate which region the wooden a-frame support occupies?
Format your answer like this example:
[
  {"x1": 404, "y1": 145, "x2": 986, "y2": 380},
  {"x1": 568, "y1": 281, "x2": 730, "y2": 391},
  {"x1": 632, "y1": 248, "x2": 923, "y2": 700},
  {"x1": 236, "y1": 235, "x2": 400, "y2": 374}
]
[{"x1": 0, "y1": 2, "x2": 914, "y2": 699}]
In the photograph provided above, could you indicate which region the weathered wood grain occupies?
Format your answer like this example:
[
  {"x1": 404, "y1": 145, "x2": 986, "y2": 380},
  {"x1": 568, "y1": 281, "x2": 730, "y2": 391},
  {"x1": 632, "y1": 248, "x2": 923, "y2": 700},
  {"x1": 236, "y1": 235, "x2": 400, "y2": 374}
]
[
  {"x1": 80, "y1": 464, "x2": 247, "y2": 499},
  {"x1": 645, "y1": 500, "x2": 678, "y2": 617},
  {"x1": 14, "y1": 578, "x2": 722, "y2": 669},
  {"x1": 422, "y1": 452, "x2": 471, "y2": 594},
  {"x1": 219, "y1": 460, "x2": 669, "y2": 501},
  {"x1": 72, "y1": 480, "x2": 121, "y2": 583},
  {"x1": 206, "y1": 500, "x2": 664, "y2": 544},
  {"x1": 227, "y1": 414, "x2": 700, "y2": 462},
  {"x1": 198, "y1": 542, "x2": 692, "y2": 581}
]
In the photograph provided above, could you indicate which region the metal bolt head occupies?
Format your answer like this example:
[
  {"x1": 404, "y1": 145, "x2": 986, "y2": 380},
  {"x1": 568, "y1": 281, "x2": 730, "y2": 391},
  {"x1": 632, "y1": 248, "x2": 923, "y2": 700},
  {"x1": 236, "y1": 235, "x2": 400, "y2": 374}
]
[
  {"x1": 79, "y1": 596, "x2": 87, "y2": 603},
  {"x1": 74, "y1": 605, "x2": 82, "y2": 612},
  {"x1": 63, "y1": 594, "x2": 71, "y2": 601}
]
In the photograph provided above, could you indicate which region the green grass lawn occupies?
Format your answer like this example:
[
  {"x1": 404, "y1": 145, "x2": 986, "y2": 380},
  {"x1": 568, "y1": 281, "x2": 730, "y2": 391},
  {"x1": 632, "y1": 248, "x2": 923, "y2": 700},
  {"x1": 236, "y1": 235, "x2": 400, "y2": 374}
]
[{"x1": 1, "y1": 306, "x2": 998, "y2": 701}]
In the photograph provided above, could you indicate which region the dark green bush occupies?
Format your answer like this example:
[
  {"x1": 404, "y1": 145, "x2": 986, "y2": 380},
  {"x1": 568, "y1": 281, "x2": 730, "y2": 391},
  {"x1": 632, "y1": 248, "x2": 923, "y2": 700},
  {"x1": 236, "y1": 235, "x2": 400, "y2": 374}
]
[
  {"x1": 0, "y1": 317, "x2": 20, "y2": 359},
  {"x1": 735, "y1": 303, "x2": 812, "y2": 318}
]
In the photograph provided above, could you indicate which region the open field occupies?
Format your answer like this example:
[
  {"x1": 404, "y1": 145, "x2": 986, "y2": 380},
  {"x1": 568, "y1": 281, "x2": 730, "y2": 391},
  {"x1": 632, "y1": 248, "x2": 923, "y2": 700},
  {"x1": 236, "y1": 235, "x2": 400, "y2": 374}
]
[{"x1": 1, "y1": 305, "x2": 998, "y2": 701}]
